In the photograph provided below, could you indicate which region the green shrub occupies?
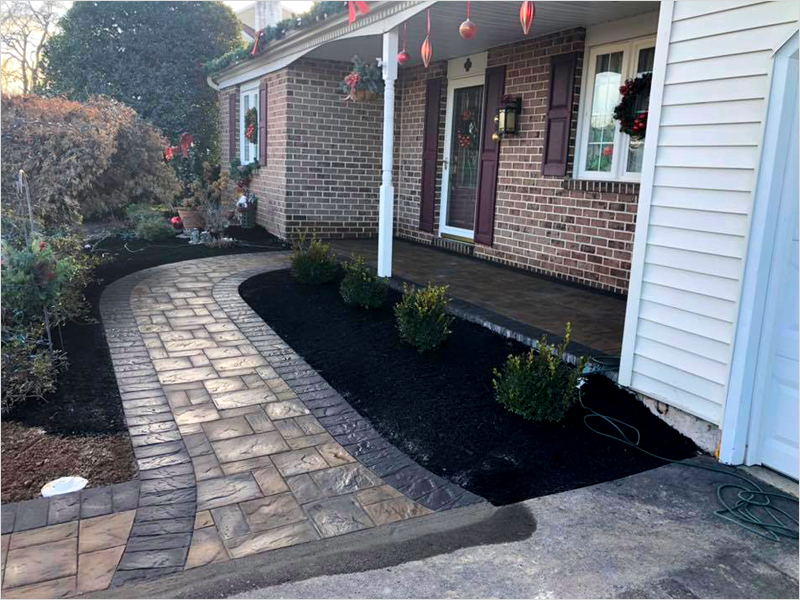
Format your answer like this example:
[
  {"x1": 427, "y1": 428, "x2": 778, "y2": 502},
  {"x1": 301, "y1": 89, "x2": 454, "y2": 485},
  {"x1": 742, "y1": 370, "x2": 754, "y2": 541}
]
[
  {"x1": 493, "y1": 324, "x2": 587, "y2": 423},
  {"x1": 1, "y1": 331, "x2": 67, "y2": 414},
  {"x1": 339, "y1": 255, "x2": 388, "y2": 309},
  {"x1": 394, "y1": 283, "x2": 454, "y2": 353},
  {"x1": 135, "y1": 215, "x2": 176, "y2": 241},
  {"x1": 291, "y1": 235, "x2": 338, "y2": 285}
]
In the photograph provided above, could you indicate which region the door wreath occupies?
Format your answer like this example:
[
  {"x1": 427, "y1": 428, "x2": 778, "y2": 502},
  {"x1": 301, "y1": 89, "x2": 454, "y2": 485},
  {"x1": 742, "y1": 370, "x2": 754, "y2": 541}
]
[
  {"x1": 613, "y1": 72, "x2": 651, "y2": 141},
  {"x1": 244, "y1": 107, "x2": 258, "y2": 144}
]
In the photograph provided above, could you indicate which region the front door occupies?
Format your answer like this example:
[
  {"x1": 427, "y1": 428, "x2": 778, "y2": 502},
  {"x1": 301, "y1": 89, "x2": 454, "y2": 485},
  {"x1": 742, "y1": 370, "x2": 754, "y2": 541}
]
[{"x1": 440, "y1": 71, "x2": 485, "y2": 240}]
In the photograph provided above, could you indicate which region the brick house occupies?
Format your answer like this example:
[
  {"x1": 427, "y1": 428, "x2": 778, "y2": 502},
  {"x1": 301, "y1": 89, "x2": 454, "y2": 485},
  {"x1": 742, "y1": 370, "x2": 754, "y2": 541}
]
[{"x1": 210, "y1": 1, "x2": 800, "y2": 473}]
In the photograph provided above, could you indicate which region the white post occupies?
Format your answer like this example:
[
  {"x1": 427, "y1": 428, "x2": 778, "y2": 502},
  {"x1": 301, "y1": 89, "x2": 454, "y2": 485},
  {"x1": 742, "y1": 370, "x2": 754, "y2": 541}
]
[{"x1": 378, "y1": 28, "x2": 398, "y2": 278}]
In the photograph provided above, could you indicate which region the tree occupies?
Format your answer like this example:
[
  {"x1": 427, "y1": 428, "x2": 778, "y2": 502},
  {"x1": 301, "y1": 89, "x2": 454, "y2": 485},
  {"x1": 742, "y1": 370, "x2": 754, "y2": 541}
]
[
  {"x1": 0, "y1": 1, "x2": 65, "y2": 94},
  {"x1": 38, "y1": 1, "x2": 242, "y2": 165}
]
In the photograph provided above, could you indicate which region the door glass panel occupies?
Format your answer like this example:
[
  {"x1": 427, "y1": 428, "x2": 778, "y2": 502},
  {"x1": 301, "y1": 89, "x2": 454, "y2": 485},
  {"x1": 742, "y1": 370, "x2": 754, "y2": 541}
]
[
  {"x1": 626, "y1": 46, "x2": 655, "y2": 173},
  {"x1": 585, "y1": 51, "x2": 623, "y2": 173},
  {"x1": 243, "y1": 94, "x2": 250, "y2": 162},
  {"x1": 446, "y1": 85, "x2": 483, "y2": 231}
]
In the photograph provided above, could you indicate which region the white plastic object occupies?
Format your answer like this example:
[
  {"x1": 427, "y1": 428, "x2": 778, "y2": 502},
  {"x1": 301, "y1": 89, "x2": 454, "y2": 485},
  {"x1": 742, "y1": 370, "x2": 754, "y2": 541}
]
[{"x1": 41, "y1": 476, "x2": 88, "y2": 497}]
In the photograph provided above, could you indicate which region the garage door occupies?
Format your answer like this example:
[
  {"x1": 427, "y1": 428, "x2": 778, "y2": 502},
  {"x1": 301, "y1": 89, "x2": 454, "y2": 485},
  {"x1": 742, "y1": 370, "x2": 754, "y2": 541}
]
[{"x1": 756, "y1": 79, "x2": 799, "y2": 480}]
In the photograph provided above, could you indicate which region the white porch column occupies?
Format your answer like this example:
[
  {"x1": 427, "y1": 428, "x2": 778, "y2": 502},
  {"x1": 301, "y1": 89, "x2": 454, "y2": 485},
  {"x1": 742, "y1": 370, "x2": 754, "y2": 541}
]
[{"x1": 378, "y1": 28, "x2": 399, "y2": 278}]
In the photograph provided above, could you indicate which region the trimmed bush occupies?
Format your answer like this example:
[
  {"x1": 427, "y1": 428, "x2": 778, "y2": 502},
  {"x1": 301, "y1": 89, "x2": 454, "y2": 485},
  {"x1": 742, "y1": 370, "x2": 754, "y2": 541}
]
[
  {"x1": 493, "y1": 324, "x2": 587, "y2": 423},
  {"x1": 0, "y1": 95, "x2": 180, "y2": 228},
  {"x1": 394, "y1": 283, "x2": 454, "y2": 353},
  {"x1": 291, "y1": 236, "x2": 338, "y2": 285},
  {"x1": 339, "y1": 255, "x2": 388, "y2": 309},
  {"x1": 135, "y1": 215, "x2": 176, "y2": 242}
]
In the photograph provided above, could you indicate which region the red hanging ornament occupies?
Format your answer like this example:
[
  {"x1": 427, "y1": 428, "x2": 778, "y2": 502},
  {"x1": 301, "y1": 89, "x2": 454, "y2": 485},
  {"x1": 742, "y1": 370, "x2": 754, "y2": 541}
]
[
  {"x1": 459, "y1": 1, "x2": 477, "y2": 40},
  {"x1": 348, "y1": 1, "x2": 370, "y2": 24},
  {"x1": 519, "y1": 1, "x2": 535, "y2": 35},
  {"x1": 421, "y1": 8, "x2": 433, "y2": 68},
  {"x1": 397, "y1": 22, "x2": 410, "y2": 65}
]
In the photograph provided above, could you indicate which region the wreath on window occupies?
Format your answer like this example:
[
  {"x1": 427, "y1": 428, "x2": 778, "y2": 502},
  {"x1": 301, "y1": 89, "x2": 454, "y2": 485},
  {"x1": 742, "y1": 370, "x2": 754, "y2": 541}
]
[
  {"x1": 244, "y1": 107, "x2": 258, "y2": 144},
  {"x1": 456, "y1": 108, "x2": 479, "y2": 149},
  {"x1": 613, "y1": 72, "x2": 651, "y2": 140}
]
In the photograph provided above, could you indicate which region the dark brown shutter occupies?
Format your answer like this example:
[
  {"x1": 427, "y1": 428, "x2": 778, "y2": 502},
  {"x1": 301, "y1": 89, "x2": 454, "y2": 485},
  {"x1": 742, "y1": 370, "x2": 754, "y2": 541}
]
[
  {"x1": 542, "y1": 52, "x2": 578, "y2": 176},
  {"x1": 259, "y1": 79, "x2": 268, "y2": 164},
  {"x1": 473, "y1": 65, "x2": 506, "y2": 246},
  {"x1": 419, "y1": 77, "x2": 443, "y2": 232},
  {"x1": 228, "y1": 93, "x2": 236, "y2": 161}
]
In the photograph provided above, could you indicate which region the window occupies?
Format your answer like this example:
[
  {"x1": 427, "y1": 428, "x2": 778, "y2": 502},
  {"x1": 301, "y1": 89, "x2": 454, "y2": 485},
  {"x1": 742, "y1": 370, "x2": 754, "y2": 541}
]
[
  {"x1": 240, "y1": 83, "x2": 259, "y2": 165},
  {"x1": 575, "y1": 37, "x2": 655, "y2": 182}
]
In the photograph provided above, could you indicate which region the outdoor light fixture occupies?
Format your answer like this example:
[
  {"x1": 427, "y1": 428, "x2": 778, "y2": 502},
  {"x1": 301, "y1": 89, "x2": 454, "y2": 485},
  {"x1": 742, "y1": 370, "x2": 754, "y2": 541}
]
[{"x1": 492, "y1": 96, "x2": 522, "y2": 141}]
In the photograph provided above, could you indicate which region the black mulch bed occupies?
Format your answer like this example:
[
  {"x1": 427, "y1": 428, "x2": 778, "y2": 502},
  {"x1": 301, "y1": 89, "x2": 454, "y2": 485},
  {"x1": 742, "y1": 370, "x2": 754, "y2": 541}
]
[
  {"x1": 240, "y1": 269, "x2": 700, "y2": 506},
  {"x1": 7, "y1": 226, "x2": 287, "y2": 436}
]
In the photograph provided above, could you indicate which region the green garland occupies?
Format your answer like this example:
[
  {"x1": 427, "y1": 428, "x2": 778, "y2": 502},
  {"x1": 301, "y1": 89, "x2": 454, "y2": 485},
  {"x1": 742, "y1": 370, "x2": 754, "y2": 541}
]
[{"x1": 204, "y1": 1, "x2": 347, "y2": 77}]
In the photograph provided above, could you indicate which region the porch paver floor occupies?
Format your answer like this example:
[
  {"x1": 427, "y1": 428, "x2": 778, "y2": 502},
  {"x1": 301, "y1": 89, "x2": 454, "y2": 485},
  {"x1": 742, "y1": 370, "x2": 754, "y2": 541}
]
[
  {"x1": 329, "y1": 238, "x2": 627, "y2": 356},
  {"x1": 0, "y1": 252, "x2": 479, "y2": 597}
]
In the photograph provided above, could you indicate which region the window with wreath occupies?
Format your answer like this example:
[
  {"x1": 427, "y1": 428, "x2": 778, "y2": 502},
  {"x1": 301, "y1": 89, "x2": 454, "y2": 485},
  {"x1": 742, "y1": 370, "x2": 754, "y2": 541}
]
[
  {"x1": 240, "y1": 83, "x2": 259, "y2": 165},
  {"x1": 576, "y1": 37, "x2": 655, "y2": 182}
]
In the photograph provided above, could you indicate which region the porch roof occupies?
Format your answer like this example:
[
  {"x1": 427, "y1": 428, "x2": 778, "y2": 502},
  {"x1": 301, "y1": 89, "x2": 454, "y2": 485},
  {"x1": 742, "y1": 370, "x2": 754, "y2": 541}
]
[{"x1": 212, "y1": 1, "x2": 658, "y2": 87}]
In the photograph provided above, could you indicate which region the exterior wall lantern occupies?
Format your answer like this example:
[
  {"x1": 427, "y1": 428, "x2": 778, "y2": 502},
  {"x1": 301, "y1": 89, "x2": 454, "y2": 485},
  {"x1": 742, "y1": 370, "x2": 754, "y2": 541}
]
[{"x1": 492, "y1": 96, "x2": 522, "y2": 141}]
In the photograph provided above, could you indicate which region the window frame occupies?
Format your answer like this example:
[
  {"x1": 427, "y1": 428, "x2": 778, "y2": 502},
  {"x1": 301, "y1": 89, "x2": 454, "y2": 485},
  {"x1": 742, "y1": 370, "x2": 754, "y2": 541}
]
[
  {"x1": 574, "y1": 35, "x2": 656, "y2": 183},
  {"x1": 239, "y1": 80, "x2": 260, "y2": 165}
]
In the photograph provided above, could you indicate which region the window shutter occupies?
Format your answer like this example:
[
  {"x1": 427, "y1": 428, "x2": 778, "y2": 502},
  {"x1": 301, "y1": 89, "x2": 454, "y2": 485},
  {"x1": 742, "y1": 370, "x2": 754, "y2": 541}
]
[
  {"x1": 542, "y1": 52, "x2": 578, "y2": 177},
  {"x1": 474, "y1": 65, "x2": 506, "y2": 246},
  {"x1": 228, "y1": 93, "x2": 236, "y2": 161},
  {"x1": 419, "y1": 77, "x2": 443, "y2": 233},
  {"x1": 259, "y1": 79, "x2": 268, "y2": 164}
]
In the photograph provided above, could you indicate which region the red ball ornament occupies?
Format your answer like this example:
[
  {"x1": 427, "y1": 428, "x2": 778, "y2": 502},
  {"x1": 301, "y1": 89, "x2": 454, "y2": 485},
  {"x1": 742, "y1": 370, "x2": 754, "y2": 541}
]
[
  {"x1": 459, "y1": 19, "x2": 477, "y2": 40},
  {"x1": 520, "y1": 1, "x2": 535, "y2": 36},
  {"x1": 397, "y1": 50, "x2": 410, "y2": 65}
]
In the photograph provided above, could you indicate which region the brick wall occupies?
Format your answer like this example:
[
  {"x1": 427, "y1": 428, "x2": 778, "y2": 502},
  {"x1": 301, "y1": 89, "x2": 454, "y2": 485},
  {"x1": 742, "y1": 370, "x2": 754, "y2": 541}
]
[
  {"x1": 284, "y1": 58, "x2": 384, "y2": 239},
  {"x1": 394, "y1": 28, "x2": 639, "y2": 294}
]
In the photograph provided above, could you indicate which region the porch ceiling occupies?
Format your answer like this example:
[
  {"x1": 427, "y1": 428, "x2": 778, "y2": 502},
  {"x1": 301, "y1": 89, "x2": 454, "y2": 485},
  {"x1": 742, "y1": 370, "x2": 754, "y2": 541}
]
[{"x1": 305, "y1": 1, "x2": 659, "y2": 66}]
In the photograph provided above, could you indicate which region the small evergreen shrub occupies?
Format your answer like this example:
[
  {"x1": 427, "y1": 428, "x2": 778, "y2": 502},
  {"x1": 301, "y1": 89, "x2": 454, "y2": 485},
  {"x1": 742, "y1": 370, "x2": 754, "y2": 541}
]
[
  {"x1": 394, "y1": 283, "x2": 454, "y2": 353},
  {"x1": 493, "y1": 323, "x2": 587, "y2": 423},
  {"x1": 135, "y1": 214, "x2": 175, "y2": 241},
  {"x1": 339, "y1": 255, "x2": 388, "y2": 309},
  {"x1": 291, "y1": 235, "x2": 338, "y2": 285}
]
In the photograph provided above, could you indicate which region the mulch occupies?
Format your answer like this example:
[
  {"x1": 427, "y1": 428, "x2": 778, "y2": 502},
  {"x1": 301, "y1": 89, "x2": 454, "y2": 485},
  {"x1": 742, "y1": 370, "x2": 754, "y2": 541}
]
[
  {"x1": 1, "y1": 225, "x2": 287, "y2": 503},
  {"x1": 240, "y1": 269, "x2": 700, "y2": 506}
]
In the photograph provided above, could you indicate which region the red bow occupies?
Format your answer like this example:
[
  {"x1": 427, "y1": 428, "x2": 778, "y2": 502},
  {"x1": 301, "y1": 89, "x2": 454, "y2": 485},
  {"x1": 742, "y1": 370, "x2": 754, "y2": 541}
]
[
  {"x1": 348, "y1": 1, "x2": 369, "y2": 24},
  {"x1": 251, "y1": 29, "x2": 264, "y2": 56}
]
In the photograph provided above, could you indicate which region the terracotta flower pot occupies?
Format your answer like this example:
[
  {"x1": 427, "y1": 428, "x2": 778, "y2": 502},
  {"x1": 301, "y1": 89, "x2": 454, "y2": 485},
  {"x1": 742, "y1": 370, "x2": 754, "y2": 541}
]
[
  {"x1": 178, "y1": 208, "x2": 204, "y2": 230},
  {"x1": 348, "y1": 89, "x2": 378, "y2": 103}
]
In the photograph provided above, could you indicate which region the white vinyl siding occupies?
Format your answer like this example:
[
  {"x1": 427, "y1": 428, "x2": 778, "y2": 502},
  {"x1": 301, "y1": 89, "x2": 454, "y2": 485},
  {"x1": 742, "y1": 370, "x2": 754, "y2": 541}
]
[{"x1": 619, "y1": 1, "x2": 800, "y2": 425}]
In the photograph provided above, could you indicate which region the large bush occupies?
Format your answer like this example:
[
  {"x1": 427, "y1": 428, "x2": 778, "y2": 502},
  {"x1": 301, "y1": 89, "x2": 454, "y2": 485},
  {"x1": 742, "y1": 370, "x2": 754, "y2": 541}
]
[
  {"x1": 493, "y1": 324, "x2": 587, "y2": 423},
  {"x1": 340, "y1": 255, "x2": 388, "y2": 309},
  {"x1": 0, "y1": 95, "x2": 180, "y2": 228},
  {"x1": 394, "y1": 283, "x2": 454, "y2": 353},
  {"x1": 1, "y1": 236, "x2": 101, "y2": 412},
  {"x1": 39, "y1": 1, "x2": 242, "y2": 168}
]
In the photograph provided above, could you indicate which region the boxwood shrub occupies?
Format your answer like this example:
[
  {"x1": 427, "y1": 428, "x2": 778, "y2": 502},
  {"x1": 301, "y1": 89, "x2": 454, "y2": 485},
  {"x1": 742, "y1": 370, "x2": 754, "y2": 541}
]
[
  {"x1": 291, "y1": 235, "x2": 338, "y2": 285},
  {"x1": 394, "y1": 283, "x2": 454, "y2": 353},
  {"x1": 339, "y1": 255, "x2": 387, "y2": 309}
]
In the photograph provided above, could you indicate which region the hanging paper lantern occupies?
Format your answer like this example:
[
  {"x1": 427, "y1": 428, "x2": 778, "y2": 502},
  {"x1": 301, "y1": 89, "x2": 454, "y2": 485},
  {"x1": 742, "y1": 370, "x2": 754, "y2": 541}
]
[
  {"x1": 421, "y1": 9, "x2": 433, "y2": 68},
  {"x1": 459, "y1": 1, "x2": 477, "y2": 40},
  {"x1": 397, "y1": 23, "x2": 410, "y2": 65},
  {"x1": 520, "y1": 1, "x2": 535, "y2": 35}
]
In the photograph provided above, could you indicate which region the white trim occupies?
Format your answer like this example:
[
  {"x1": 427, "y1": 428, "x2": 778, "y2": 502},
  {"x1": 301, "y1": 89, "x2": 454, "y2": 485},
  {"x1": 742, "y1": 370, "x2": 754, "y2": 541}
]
[
  {"x1": 439, "y1": 68, "x2": 486, "y2": 240},
  {"x1": 720, "y1": 32, "x2": 799, "y2": 465},
  {"x1": 239, "y1": 83, "x2": 260, "y2": 165},
  {"x1": 574, "y1": 35, "x2": 656, "y2": 183},
  {"x1": 618, "y1": 1, "x2": 674, "y2": 387},
  {"x1": 585, "y1": 11, "x2": 660, "y2": 48}
]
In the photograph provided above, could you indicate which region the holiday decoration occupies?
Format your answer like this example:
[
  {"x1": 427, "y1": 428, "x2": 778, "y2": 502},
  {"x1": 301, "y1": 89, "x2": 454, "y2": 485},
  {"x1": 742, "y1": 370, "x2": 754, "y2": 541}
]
[
  {"x1": 519, "y1": 1, "x2": 535, "y2": 35},
  {"x1": 340, "y1": 56, "x2": 384, "y2": 101},
  {"x1": 459, "y1": 1, "x2": 477, "y2": 40},
  {"x1": 170, "y1": 216, "x2": 183, "y2": 230},
  {"x1": 421, "y1": 9, "x2": 433, "y2": 68},
  {"x1": 613, "y1": 73, "x2": 652, "y2": 140},
  {"x1": 457, "y1": 108, "x2": 479, "y2": 149},
  {"x1": 397, "y1": 23, "x2": 410, "y2": 64},
  {"x1": 348, "y1": 0, "x2": 370, "y2": 24},
  {"x1": 244, "y1": 107, "x2": 258, "y2": 144}
]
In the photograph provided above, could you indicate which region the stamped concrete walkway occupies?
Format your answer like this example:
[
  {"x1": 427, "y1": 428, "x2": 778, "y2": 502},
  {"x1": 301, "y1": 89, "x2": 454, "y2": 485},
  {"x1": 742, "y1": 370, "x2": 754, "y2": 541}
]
[{"x1": 0, "y1": 252, "x2": 480, "y2": 597}]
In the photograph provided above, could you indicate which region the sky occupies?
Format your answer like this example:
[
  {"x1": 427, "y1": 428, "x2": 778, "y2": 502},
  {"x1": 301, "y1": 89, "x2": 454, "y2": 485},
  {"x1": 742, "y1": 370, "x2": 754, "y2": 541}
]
[{"x1": 223, "y1": 1, "x2": 315, "y2": 14}]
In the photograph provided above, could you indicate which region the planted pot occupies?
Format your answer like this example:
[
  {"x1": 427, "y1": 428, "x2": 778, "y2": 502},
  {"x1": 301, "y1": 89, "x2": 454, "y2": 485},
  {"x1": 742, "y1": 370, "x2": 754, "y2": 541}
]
[
  {"x1": 178, "y1": 208, "x2": 204, "y2": 230},
  {"x1": 348, "y1": 89, "x2": 378, "y2": 103}
]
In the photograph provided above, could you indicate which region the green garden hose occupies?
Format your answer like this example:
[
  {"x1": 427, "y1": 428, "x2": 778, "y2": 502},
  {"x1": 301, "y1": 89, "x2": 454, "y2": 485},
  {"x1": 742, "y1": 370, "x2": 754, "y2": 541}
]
[{"x1": 578, "y1": 371, "x2": 799, "y2": 542}]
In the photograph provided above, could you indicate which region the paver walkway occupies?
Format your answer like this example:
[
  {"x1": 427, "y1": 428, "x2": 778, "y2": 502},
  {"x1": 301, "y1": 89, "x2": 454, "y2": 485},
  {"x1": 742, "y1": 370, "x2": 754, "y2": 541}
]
[{"x1": 0, "y1": 252, "x2": 480, "y2": 597}]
